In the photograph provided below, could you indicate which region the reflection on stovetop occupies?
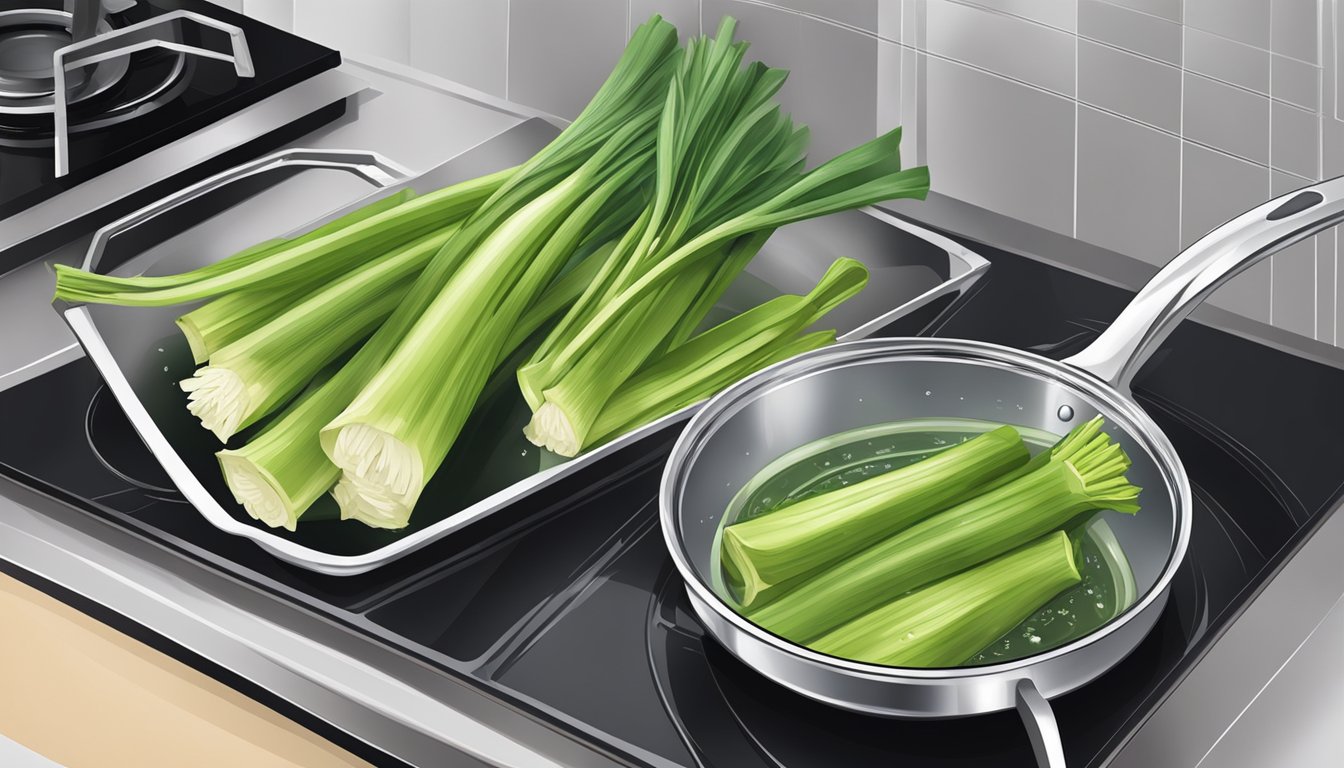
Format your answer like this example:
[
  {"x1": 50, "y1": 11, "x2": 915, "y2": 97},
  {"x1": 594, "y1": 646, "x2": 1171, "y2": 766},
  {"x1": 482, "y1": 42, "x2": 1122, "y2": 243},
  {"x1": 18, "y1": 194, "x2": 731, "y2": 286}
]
[{"x1": 1, "y1": 237, "x2": 1340, "y2": 768}]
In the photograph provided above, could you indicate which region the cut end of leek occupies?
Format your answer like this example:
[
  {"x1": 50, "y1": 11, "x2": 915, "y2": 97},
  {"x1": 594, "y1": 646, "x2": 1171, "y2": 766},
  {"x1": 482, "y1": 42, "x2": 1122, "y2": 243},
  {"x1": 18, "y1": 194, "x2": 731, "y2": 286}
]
[
  {"x1": 180, "y1": 366, "x2": 249, "y2": 442},
  {"x1": 332, "y1": 473, "x2": 412, "y2": 529},
  {"x1": 217, "y1": 451, "x2": 299, "y2": 532},
  {"x1": 523, "y1": 402, "x2": 581, "y2": 457},
  {"x1": 327, "y1": 422, "x2": 423, "y2": 498},
  {"x1": 721, "y1": 527, "x2": 769, "y2": 607},
  {"x1": 175, "y1": 316, "x2": 210, "y2": 364}
]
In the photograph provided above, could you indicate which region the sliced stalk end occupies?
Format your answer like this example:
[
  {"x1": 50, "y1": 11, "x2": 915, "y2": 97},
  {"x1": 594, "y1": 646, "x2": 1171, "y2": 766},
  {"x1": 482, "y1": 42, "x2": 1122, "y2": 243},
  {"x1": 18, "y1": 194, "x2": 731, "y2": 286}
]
[
  {"x1": 180, "y1": 366, "x2": 249, "y2": 442},
  {"x1": 217, "y1": 451, "x2": 301, "y2": 532},
  {"x1": 721, "y1": 527, "x2": 769, "y2": 608},
  {"x1": 175, "y1": 315, "x2": 210, "y2": 364},
  {"x1": 326, "y1": 422, "x2": 423, "y2": 513},
  {"x1": 332, "y1": 473, "x2": 412, "y2": 529},
  {"x1": 523, "y1": 402, "x2": 582, "y2": 457}
]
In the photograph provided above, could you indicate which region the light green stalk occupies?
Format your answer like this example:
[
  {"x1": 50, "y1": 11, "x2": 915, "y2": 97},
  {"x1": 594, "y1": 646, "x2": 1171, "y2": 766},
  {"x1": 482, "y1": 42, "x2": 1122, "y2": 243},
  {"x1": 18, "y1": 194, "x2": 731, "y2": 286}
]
[
  {"x1": 747, "y1": 417, "x2": 1139, "y2": 642},
  {"x1": 181, "y1": 227, "x2": 458, "y2": 442},
  {"x1": 809, "y1": 531, "x2": 1081, "y2": 667},
  {"x1": 721, "y1": 423, "x2": 1030, "y2": 607},
  {"x1": 52, "y1": 178, "x2": 505, "y2": 306}
]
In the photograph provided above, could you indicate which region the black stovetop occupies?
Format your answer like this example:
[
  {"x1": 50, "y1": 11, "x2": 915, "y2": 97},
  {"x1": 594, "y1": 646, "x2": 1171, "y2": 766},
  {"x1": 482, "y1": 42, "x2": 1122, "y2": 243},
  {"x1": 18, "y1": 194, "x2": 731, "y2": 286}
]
[
  {"x1": 2, "y1": 228, "x2": 1342, "y2": 768},
  {"x1": 0, "y1": 0, "x2": 339, "y2": 221}
]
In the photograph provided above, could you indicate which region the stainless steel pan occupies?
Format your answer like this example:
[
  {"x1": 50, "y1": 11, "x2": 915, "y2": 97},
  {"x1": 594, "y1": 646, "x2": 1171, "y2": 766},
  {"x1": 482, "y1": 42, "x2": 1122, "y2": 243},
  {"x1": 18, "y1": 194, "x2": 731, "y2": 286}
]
[{"x1": 661, "y1": 179, "x2": 1344, "y2": 767}]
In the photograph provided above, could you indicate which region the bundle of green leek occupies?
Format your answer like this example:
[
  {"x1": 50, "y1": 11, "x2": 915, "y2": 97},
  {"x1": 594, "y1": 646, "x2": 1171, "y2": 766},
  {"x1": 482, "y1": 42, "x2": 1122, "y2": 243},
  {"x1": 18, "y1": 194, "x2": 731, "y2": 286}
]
[
  {"x1": 53, "y1": 15, "x2": 932, "y2": 532},
  {"x1": 718, "y1": 416, "x2": 1142, "y2": 667}
]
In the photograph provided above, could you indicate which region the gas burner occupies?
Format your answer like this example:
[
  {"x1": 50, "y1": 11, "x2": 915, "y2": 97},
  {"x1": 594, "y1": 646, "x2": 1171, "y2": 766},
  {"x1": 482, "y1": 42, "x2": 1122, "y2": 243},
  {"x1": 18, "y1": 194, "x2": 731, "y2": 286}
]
[
  {"x1": 0, "y1": 7, "x2": 189, "y2": 145},
  {"x1": 0, "y1": 8, "x2": 124, "y2": 103}
]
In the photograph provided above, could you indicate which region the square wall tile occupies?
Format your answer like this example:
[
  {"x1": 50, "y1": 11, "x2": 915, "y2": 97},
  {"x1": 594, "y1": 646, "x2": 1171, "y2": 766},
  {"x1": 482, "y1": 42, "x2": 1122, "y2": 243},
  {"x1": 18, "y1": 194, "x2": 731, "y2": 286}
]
[
  {"x1": 1184, "y1": 26, "x2": 1270, "y2": 94},
  {"x1": 925, "y1": 0, "x2": 1075, "y2": 97},
  {"x1": 901, "y1": 46, "x2": 926, "y2": 165},
  {"x1": 293, "y1": 0, "x2": 410, "y2": 63},
  {"x1": 750, "y1": 0, "x2": 880, "y2": 31},
  {"x1": 1101, "y1": 0, "x2": 1181, "y2": 23},
  {"x1": 408, "y1": 0, "x2": 508, "y2": 97},
  {"x1": 1271, "y1": 171, "x2": 1318, "y2": 338},
  {"x1": 1078, "y1": 0, "x2": 1182, "y2": 66},
  {"x1": 1317, "y1": 228, "x2": 1336, "y2": 344},
  {"x1": 1183, "y1": 72, "x2": 1271, "y2": 164},
  {"x1": 508, "y1": 0, "x2": 629, "y2": 120},
  {"x1": 1271, "y1": 102, "x2": 1321, "y2": 179},
  {"x1": 706, "y1": 0, "x2": 879, "y2": 167},
  {"x1": 1325, "y1": 116, "x2": 1344, "y2": 176},
  {"x1": 1271, "y1": 0, "x2": 1318, "y2": 64},
  {"x1": 923, "y1": 57, "x2": 1076, "y2": 235},
  {"x1": 244, "y1": 0, "x2": 293, "y2": 31},
  {"x1": 1272, "y1": 54, "x2": 1321, "y2": 112},
  {"x1": 631, "y1": 0, "x2": 702, "y2": 39},
  {"x1": 1076, "y1": 107, "x2": 1181, "y2": 265},
  {"x1": 877, "y1": 38, "x2": 902, "y2": 135},
  {"x1": 1185, "y1": 0, "x2": 1271, "y2": 50},
  {"x1": 1182, "y1": 142, "x2": 1272, "y2": 322},
  {"x1": 1078, "y1": 39, "x2": 1181, "y2": 132},
  {"x1": 954, "y1": 0, "x2": 1077, "y2": 32}
]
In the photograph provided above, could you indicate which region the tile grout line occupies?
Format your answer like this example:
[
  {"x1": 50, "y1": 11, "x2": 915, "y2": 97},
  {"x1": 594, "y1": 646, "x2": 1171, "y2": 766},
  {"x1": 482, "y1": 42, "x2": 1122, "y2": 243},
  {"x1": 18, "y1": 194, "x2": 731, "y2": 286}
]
[
  {"x1": 1270, "y1": 6, "x2": 1275, "y2": 327},
  {"x1": 1177, "y1": 0, "x2": 1186, "y2": 254},
  {"x1": 504, "y1": 0, "x2": 511, "y2": 101},
  {"x1": 1073, "y1": 1, "x2": 1079, "y2": 239}
]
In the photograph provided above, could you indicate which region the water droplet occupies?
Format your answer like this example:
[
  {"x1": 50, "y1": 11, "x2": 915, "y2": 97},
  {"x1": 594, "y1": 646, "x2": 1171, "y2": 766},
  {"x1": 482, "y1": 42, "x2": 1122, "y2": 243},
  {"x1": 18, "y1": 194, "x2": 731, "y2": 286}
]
[
  {"x1": 932, "y1": 437, "x2": 947, "y2": 445},
  {"x1": 857, "y1": 397, "x2": 864, "y2": 403},
  {"x1": 157, "y1": 347, "x2": 164, "y2": 353},
  {"x1": 822, "y1": 461, "x2": 830, "y2": 466},
  {"x1": 520, "y1": 449, "x2": 528, "y2": 456},
  {"x1": 162, "y1": 366, "x2": 169, "y2": 372},
  {"x1": 841, "y1": 452, "x2": 853, "y2": 460},
  {"x1": 1029, "y1": 635, "x2": 1042, "y2": 644},
  {"x1": 1016, "y1": 404, "x2": 1023, "y2": 410},
  {"x1": 924, "y1": 390, "x2": 932, "y2": 396},
  {"x1": 1096, "y1": 602, "x2": 1105, "y2": 610},
  {"x1": 903, "y1": 631, "x2": 916, "y2": 641},
  {"x1": 958, "y1": 396, "x2": 965, "y2": 401},
  {"x1": 745, "y1": 451, "x2": 751, "y2": 456},
  {"x1": 1057, "y1": 404, "x2": 1075, "y2": 421}
]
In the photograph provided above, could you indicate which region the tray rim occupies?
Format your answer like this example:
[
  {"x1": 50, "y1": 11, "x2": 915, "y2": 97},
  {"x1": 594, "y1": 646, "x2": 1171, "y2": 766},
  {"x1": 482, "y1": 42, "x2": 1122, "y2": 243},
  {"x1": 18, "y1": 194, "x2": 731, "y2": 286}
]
[{"x1": 63, "y1": 193, "x2": 989, "y2": 577}]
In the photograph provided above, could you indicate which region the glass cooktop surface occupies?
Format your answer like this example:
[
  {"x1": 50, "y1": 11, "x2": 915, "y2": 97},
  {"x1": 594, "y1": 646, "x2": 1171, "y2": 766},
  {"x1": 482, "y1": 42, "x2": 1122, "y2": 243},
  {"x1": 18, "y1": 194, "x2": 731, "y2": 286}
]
[{"x1": 1, "y1": 230, "x2": 1340, "y2": 768}]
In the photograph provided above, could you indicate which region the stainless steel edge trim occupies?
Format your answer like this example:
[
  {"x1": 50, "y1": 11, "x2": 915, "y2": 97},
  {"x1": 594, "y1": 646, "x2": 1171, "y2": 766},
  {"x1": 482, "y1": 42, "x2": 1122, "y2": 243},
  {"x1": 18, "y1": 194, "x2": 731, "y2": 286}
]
[
  {"x1": 79, "y1": 148, "x2": 412, "y2": 271},
  {"x1": 0, "y1": 476, "x2": 621, "y2": 768},
  {"x1": 53, "y1": 9, "x2": 257, "y2": 177},
  {"x1": 0, "y1": 68, "x2": 368, "y2": 259},
  {"x1": 658, "y1": 338, "x2": 1192, "y2": 710}
]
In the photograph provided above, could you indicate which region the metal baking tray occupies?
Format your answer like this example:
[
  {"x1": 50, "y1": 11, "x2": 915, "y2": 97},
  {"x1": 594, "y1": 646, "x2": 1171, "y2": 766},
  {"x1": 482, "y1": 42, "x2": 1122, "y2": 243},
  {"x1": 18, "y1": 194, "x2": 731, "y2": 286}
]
[{"x1": 61, "y1": 118, "x2": 990, "y2": 575}]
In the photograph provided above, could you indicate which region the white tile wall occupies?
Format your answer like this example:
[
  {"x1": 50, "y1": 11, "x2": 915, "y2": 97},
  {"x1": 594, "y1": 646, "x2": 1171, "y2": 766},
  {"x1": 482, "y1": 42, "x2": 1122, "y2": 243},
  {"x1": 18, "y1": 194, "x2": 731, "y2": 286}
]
[{"x1": 229, "y1": 0, "x2": 1344, "y2": 347}]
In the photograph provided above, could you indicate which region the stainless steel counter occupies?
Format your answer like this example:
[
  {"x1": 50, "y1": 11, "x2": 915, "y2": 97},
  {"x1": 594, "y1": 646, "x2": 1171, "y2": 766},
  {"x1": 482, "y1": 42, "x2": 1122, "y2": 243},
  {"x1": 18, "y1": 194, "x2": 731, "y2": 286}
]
[{"x1": 0, "y1": 56, "x2": 1341, "y2": 768}]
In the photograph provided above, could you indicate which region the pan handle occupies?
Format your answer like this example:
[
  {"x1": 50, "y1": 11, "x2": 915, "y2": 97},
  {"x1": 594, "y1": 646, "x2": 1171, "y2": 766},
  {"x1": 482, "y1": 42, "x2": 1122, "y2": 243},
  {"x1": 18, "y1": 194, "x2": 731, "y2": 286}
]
[
  {"x1": 1016, "y1": 679, "x2": 1066, "y2": 768},
  {"x1": 1063, "y1": 175, "x2": 1344, "y2": 392}
]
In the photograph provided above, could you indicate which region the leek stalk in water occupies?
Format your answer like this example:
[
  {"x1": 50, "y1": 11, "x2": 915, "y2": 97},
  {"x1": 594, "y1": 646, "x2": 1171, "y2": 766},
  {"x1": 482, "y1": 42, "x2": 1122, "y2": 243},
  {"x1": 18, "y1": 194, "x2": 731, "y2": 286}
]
[
  {"x1": 721, "y1": 423, "x2": 1030, "y2": 607},
  {"x1": 809, "y1": 531, "x2": 1081, "y2": 667},
  {"x1": 747, "y1": 417, "x2": 1139, "y2": 642}
]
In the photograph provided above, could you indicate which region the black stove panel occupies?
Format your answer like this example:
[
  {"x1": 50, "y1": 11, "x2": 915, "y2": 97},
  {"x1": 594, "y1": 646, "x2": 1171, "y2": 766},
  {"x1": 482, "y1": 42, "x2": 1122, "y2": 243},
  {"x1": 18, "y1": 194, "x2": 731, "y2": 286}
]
[
  {"x1": 1, "y1": 236, "x2": 1340, "y2": 768},
  {"x1": 0, "y1": 0, "x2": 340, "y2": 221}
]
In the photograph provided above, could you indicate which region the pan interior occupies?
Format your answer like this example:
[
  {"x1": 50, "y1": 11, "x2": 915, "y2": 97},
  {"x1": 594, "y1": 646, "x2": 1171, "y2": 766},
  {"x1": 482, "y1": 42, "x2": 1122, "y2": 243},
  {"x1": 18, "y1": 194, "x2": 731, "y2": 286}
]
[{"x1": 673, "y1": 349, "x2": 1180, "y2": 666}]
